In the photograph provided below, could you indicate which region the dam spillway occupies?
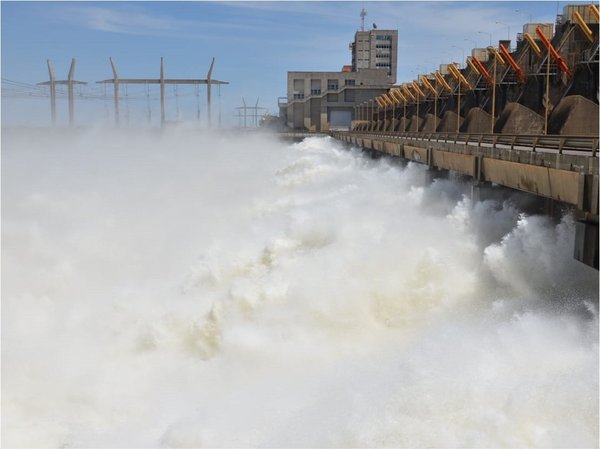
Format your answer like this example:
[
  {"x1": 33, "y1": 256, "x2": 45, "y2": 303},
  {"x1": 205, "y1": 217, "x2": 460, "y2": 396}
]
[{"x1": 330, "y1": 129, "x2": 599, "y2": 269}]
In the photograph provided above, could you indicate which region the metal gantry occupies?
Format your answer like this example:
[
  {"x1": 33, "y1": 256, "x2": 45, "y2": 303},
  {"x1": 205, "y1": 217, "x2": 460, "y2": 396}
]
[
  {"x1": 235, "y1": 97, "x2": 268, "y2": 127},
  {"x1": 96, "y1": 57, "x2": 228, "y2": 127},
  {"x1": 37, "y1": 59, "x2": 87, "y2": 126}
]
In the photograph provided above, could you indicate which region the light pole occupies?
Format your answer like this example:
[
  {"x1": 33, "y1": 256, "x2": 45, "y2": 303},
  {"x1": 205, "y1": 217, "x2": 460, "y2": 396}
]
[
  {"x1": 488, "y1": 46, "x2": 498, "y2": 134},
  {"x1": 515, "y1": 9, "x2": 532, "y2": 23},
  {"x1": 464, "y1": 38, "x2": 478, "y2": 49},
  {"x1": 457, "y1": 79, "x2": 461, "y2": 134},
  {"x1": 403, "y1": 95, "x2": 407, "y2": 133},
  {"x1": 544, "y1": 45, "x2": 550, "y2": 135},
  {"x1": 478, "y1": 31, "x2": 492, "y2": 47},
  {"x1": 433, "y1": 75, "x2": 438, "y2": 132},
  {"x1": 391, "y1": 92, "x2": 396, "y2": 132},
  {"x1": 451, "y1": 45, "x2": 465, "y2": 68},
  {"x1": 455, "y1": 63, "x2": 461, "y2": 133},
  {"x1": 414, "y1": 84, "x2": 419, "y2": 133},
  {"x1": 383, "y1": 97, "x2": 387, "y2": 131},
  {"x1": 496, "y1": 21, "x2": 510, "y2": 42}
]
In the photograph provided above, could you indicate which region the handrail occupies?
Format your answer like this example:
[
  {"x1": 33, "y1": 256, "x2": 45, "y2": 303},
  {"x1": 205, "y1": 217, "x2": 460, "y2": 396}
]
[{"x1": 335, "y1": 130, "x2": 599, "y2": 154}]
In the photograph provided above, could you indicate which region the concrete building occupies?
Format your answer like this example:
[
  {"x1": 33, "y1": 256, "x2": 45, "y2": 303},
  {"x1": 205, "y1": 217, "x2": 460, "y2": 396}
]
[{"x1": 284, "y1": 27, "x2": 398, "y2": 131}]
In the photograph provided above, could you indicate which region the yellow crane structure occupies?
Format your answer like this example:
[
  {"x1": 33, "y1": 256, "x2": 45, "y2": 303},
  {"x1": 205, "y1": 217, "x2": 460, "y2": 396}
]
[
  {"x1": 434, "y1": 71, "x2": 452, "y2": 92},
  {"x1": 448, "y1": 64, "x2": 471, "y2": 89},
  {"x1": 523, "y1": 32, "x2": 543, "y2": 57},
  {"x1": 499, "y1": 43, "x2": 527, "y2": 83},
  {"x1": 573, "y1": 10, "x2": 595, "y2": 42}
]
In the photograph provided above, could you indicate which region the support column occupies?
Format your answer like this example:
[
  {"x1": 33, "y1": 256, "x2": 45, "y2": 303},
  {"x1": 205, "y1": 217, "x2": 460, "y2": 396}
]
[
  {"x1": 67, "y1": 59, "x2": 76, "y2": 127},
  {"x1": 470, "y1": 180, "x2": 492, "y2": 204},
  {"x1": 109, "y1": 57, "x2": 119, "y2": 127},
  {"x1": 254, "y1": 98, "x2": 259, "y2": 127},
  {"x1": 160, "y1": 57, "x2": 165, "y2": 127},
  {"x1": 242, "y1": 98, "x2": 247, "y2": 128},
  {"x1": 415, "y1": 96, "x2": 419, "y2": 132},
  {"x1": 456, "y1": 79, "x2": 461, "y2": 133},
  {"x1": 491, "y1": 56, "x2": 497, "y2": 133},
  {"x1": 47, "y1": 60, "x2": 57, "y2": 125},
  {"x1": 303, "y1": 100, "x2": 311, "y2": 131},
  {"x1": 574, "y1": 220, "x2": 599, "y2": 269},
  {"x1": 425, "y1": 168, "x2": 448, "y2": 184},
  {"x1": 207, "y1": 57, "x2": 214, "y2": 128}
]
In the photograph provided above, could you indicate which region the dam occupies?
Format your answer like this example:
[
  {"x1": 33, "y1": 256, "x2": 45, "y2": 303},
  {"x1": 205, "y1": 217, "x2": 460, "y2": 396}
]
[
  {"x1": 283, "y1": 4, "x2": 600, "y2": 269},
  {"x1": 2, "y1": 2, "x2": 599, "y2": 447}
]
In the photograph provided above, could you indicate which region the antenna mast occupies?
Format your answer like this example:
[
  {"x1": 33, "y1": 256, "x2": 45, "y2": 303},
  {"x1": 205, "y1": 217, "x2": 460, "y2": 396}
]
[{"x1": 360, "y1": 8, "x2": 367, "y2": 32}]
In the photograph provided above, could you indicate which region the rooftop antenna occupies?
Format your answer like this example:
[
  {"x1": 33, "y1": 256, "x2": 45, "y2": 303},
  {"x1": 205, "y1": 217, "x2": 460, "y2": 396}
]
[{"x1": 360, "y1": 8, "x2": 367, "y2": 32}]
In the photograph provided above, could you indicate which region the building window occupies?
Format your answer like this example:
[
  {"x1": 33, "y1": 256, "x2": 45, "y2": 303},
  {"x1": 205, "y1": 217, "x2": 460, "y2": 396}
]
[
  {"x1": 376, "y1": 35, "x2": 392, "y2": 41},
  {"x1": 293, "y1": 93, "x2": 305, "y2": 99},
  {"x1": 327, "y1": 80, "x2": 339, "y2": 90},
  {"x1": 345, "y1": 79, "x2": 356, "y2": 86},
  {"x1": 311, "y1": 89, "x2": 321, "y2": 95}
]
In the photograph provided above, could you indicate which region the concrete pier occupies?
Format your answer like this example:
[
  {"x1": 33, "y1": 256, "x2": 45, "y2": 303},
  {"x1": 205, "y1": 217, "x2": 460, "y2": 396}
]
[{"x1": 575, "y1": 220, "x2": 599, "y2": 268}]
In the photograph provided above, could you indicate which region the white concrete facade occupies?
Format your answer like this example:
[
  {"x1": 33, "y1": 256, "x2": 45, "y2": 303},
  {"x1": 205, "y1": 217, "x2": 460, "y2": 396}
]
[{"x1": 285, "y1": 28, "x2": 398, "y2": 131}]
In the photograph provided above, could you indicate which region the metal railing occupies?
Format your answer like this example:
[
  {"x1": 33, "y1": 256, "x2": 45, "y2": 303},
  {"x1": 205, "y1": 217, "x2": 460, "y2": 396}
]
[{"x1": 334, "y1": 130, "x2": 599, "y2": 156}]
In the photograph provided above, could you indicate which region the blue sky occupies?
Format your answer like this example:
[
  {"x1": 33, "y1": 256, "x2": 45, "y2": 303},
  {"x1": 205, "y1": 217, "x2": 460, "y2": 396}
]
[{"x1": 1, "y1": 1, "x2": 583, "y2": 127}]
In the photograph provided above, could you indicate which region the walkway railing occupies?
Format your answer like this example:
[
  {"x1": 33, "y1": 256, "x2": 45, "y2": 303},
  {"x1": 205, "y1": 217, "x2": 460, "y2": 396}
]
[{"x1": 337, "y1": 130, "x2": 599, "y2": 156}]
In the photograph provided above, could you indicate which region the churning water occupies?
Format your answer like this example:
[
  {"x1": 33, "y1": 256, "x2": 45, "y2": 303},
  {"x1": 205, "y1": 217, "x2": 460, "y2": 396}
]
[{"x1": 2, "y1": 128, "x2": 598, "y2": 448}]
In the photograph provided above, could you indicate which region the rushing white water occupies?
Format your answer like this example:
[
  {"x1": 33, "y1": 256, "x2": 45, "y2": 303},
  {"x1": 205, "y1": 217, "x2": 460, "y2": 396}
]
[{"x1": 2, "y1": 128, "x2": 598, "y2": 448}]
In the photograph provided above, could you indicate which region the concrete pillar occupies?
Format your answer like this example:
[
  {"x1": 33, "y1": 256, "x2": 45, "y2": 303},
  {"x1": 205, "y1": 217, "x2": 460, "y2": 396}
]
[
  {"x1": 320, "y1": 103, "x2": 327, "y2": 131},
  {"x1": 160, "y1": 57, "x2": 165, "y2": 127},
  {"x1": 574, "y1": 220, "x2": 599, "y2": 269},
  {"x1": 425, "y1": 168, "x2": 448, "y2": 185},
  {"x1": 470, "y1": 180, "x2": 493, "y2": 204},
  {"x1": 303, "y1": 101, "x2": 311, "y2": 131}
]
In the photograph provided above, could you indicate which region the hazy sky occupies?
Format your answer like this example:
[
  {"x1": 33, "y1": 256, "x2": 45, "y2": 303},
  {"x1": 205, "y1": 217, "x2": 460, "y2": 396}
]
[{"x1": 1, "y1": 1, "x2": 578, "y2": 127}]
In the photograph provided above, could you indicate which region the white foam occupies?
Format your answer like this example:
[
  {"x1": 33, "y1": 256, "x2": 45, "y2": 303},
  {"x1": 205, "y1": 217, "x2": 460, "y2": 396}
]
[{"x1": 2, "y1": 128, "x2": 598, "y2": 447}]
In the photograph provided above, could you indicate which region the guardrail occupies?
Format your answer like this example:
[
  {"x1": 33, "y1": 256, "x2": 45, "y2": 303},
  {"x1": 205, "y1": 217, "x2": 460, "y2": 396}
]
[
  {"x1": 278, "y1": 132, "x2": 329, "y2": 139},
  {"x1": 336, "y1": 130, "x2": 599, "y2": 156}
]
